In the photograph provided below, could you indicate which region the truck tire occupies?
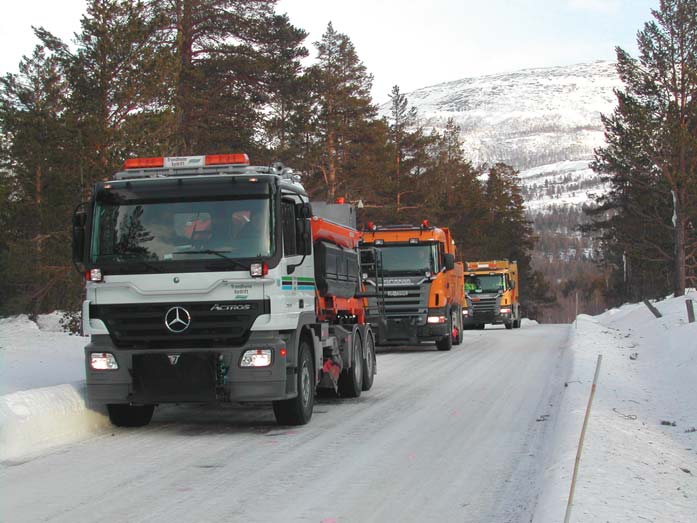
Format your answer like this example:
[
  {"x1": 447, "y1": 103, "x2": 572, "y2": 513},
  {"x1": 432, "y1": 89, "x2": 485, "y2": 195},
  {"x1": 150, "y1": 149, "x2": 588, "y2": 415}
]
[
  {"x1": 452, "y1": 308, "x2": 463, "y2": 345},
  {"x1": 436, "y1": 334, "x2": 452, "y2": 351},
  {"x1": 107, "y1": 404, "x2": 155, "y2": 428},
  {"x1": 436, "y1": 312, "x2": 453, "y2": 351},
  {"x1": 362, "y1": 329, "x2": 376, "y2": 391},
  {"x1": 505, "y1": 321, "x2": 513, "y2": 330},
  {"x1": 338, "y1": 331, "x2": 363, "y2": 398},
  {"x1": 273, "y1": 339, "x2": 314, "y2": 425},
  {"x1": 476, "y1": 324, "x2": 485, "y2": 330}
]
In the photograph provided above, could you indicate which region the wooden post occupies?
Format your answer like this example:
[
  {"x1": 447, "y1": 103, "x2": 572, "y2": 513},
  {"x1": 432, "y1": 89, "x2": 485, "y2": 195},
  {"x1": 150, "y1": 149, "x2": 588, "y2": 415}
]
[
  {"x1": 564, "y1": 354, "x2": 602, "y2": 523},
  {"x1": 687, "y1": 299, "x2": 695, "y2": 324},
  {"x1": 575, "y1": 292, "x2": 579, "y2": 329},
  {"x1": 643, "y1": 299, "x2": 662, "y2": 318}
]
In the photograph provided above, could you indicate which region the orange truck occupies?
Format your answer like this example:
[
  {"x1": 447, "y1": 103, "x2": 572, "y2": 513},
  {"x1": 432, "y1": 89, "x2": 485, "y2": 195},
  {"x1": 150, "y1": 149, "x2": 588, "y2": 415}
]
[
  {"x1": 462, "y1": 260, "x2": 521, "y2": 330},
  {"x1": 360, "y1": 221, "x2": 465, "y2": 350}
]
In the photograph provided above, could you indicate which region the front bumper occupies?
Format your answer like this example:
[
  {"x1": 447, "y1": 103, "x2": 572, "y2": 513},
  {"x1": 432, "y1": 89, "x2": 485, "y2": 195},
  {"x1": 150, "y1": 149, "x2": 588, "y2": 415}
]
[
  {"x1": 85, "y1": 332, "x2": 291, "y2": 405},
  {"x1": 462, "y1": 310, "x2": 511, "y2": 326},
  {"x1": 370, "y1": 308, "x2": 450, "y2": 345}
]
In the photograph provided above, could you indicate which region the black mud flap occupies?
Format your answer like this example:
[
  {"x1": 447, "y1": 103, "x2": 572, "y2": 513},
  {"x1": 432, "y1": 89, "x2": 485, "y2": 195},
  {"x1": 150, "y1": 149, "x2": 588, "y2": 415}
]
[{"x1": 132, "y1": 352, "x2": 218, "y2": 403}]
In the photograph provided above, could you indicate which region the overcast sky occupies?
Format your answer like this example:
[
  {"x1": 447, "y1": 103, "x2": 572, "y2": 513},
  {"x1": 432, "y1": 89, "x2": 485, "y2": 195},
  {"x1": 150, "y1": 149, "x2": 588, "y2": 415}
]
[{"x1": 2, "y1": 0, "x2": 659, "y2": 103}]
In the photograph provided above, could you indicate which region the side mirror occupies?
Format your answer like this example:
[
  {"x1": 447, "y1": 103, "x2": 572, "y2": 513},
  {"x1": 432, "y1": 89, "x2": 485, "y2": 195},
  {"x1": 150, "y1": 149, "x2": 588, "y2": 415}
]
[
  {"x1": 295, "y1": 202, "x2": 313, "y2": 219},
  {"x1": 295, "y1": 218, "x2": 312, "y2": 256},
  {"x1": 443, "y1": 253, "x2": 455, "y2": 271},
  {"x1": 72, "y1": 207, "x2": 88, "y2": 271}
]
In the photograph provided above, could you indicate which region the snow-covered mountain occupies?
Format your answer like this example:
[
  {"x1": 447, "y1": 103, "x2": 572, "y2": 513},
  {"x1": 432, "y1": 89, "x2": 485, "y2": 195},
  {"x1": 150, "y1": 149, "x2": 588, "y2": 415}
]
[{"x1": 392, "y1": 61, "x2": 622, "y2": 211}]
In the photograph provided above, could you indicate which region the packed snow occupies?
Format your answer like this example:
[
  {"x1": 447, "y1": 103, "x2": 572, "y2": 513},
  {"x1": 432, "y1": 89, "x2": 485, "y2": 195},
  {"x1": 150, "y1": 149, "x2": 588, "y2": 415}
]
[
  {"x1": 1, "y1": 294, "x2": 696, "y2": 520},
  {"x1": 536, "y1": 290, "x2": 697, "y2": 521}
]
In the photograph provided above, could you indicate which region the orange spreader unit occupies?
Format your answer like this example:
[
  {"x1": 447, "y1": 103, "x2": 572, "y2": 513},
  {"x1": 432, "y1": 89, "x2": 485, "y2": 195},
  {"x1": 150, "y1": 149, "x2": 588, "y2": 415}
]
[
  {"x1": 310, "y1": 216, "x2": 366, "y2": 324},
  {"x1": 310, "y1": 216, "x2": 360, "y2": 249}
]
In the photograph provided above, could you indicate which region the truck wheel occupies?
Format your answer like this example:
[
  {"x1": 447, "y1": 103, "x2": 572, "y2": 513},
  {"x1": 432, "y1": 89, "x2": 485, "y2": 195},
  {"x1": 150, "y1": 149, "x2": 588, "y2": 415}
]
[
  {"x1": 452, "y1": 309, "x2": 463, "y2": 345},
  {"x1": 476, "y1": 324, "x2": 485, "y2": 330},
  {"x1": 273, "y1": 339, "x2": 314, "y2": 425},
  {"x1": 436, "y1": 313, "x2": 453, "y2": 351},
  {"x1": 338, "y1": 331, "x2": 363, "y2": 398},
  {"x1": 107, "y1": 404, "x2": 155, "y2": 428},
  {"x1": 505, "y1": 322, "x2": 513, "y2": 330},
  {"x1": 436, "y1": 334, "x2": 453, "y2": 351},
  {"x1": 361, "y1": 330, "x2": 376, "y2": 391}
]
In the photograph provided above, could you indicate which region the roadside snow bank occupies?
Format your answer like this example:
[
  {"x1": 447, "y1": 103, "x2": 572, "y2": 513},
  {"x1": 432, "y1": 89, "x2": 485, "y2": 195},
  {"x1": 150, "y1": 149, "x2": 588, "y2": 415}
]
[
  {"x1": 0, "y1": 383, "x2": 109, "y2": 462},
  {"x1": 535, "y1": 292, "x2": 697, "y2": 522},
  {"x1": 0, "y1": 315, "x2": 109, "y2": 461}
]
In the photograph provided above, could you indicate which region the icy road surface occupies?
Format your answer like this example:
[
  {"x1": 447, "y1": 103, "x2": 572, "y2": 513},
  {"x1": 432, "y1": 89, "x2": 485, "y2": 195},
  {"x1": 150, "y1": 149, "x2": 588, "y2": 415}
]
[{"x1": 1, "y1": 324, "x2": 569, "y2": 523}]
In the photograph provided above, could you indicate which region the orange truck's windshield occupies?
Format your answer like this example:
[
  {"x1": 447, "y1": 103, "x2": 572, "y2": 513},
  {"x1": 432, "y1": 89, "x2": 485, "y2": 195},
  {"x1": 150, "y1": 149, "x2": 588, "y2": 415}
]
[{"x1": 466, "y1": 274, "x2": 505, "y2": 293}]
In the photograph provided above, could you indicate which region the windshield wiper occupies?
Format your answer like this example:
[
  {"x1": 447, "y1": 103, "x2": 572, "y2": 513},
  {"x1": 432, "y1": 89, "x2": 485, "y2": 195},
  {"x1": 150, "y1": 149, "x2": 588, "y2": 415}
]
[
  {"x1": 109, "y1": 256, "x2": 164, "y2": 273},
  {"x1": 182, "y1": 249, "x2": 250, "y2": 271},
  {"x1": 137, "y1": 260, "x2": 165, "y2": 273}
]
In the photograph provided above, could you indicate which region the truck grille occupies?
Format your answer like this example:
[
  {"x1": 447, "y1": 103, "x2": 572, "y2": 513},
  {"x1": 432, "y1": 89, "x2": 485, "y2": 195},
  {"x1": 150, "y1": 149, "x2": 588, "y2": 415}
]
[
  {"x1": 381, "y1": 285, "x2": 422, "y2": 315},
  {"x1": 471, "y1": 297, "x2": 498, "y2": 314},
  {"x1": 90, "y1": 300, "x2": 270, "y2": 349}
]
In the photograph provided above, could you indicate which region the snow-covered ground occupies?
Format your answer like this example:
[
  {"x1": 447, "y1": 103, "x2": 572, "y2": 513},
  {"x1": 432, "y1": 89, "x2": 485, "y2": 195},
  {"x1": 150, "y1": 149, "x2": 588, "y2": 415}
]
[
  {"x1": 0, "y1": 313, "x2": 85, "y2": 395},
  {"x1": 1, "y1": 294, "x2": 696, "y2": 520},
  {"x1": 536, "y1": 290, "x2": 697, "y2": 521},
  {"x1": 0, "y1": 315, "x2": 111, "y2": 461}
]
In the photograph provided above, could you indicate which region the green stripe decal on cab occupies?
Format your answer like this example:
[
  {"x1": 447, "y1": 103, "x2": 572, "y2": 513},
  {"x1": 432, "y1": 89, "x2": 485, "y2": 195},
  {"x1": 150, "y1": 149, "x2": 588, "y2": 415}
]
[{"x1": 279, "y1": 277, "x2": 315, "y2": 290}]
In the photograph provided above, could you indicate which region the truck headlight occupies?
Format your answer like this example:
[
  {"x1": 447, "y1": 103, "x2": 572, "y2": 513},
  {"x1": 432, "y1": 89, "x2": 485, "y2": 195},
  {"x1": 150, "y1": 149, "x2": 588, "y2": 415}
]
[
  {"x1": 240, "y1": 349, "x2": 272, "y2": 367},
  {"x1": 500, "y1": 308, "x2": 512, "y2": 314},
  {"x1": 427, "y1": 316, "x2": 446, "y2": 324},
  {"x1": 90, "y1": 352, "x2": 118, "y2": 370},
  {"x1": 463, "y1": 309, "x2": 469, "y2": 317}
]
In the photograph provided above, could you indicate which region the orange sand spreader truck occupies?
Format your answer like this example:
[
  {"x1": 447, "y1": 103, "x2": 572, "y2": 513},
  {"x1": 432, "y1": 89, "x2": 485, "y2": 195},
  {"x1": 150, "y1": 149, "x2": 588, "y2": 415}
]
[
  {"x1": 462, "y1": 260, "x2": 521, "y2": 330},
  {"x1": 359, "y1": 221, "x2": 465, "y2": 351}
]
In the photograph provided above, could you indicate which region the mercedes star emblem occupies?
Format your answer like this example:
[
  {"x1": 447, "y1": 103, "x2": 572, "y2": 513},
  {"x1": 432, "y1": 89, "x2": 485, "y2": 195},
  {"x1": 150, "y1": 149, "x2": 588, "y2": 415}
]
[{"x1": 165, "y1": 306, "x2": 191, "y2": 333}]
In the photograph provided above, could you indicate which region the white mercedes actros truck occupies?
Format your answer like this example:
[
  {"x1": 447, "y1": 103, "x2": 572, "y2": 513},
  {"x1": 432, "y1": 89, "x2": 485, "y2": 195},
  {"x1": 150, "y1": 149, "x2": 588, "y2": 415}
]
[{"x1": 72, "y1": 153, "x2": 376, "y2": 427}]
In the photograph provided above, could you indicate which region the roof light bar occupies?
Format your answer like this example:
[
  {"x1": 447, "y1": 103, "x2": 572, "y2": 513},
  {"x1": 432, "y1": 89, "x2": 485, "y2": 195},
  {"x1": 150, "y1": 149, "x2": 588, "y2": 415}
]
[
  {"x1": 123, "y1": 153, "x2": 250, "y2": 170},
  {"x1": 205, "y1": 153, "x2": 249, "y2": 166},
  {"x1": 123, "y1": 157, "x2": 164, "y2": 169}
]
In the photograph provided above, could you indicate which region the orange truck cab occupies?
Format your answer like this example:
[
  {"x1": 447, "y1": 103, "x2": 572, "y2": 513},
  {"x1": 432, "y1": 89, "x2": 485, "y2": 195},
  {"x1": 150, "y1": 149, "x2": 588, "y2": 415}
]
[
  {"x1": 360, "y1": 221, "x2": 465, "y2": 350},
  {"x1": 462, "y1": 260, "x2": 521, "y2": 330}
]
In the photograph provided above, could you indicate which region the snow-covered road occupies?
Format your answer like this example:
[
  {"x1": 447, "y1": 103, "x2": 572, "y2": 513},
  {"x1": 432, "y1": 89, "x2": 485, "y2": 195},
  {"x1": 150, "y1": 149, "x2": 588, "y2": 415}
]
[{"x1": 0, "y1": 324, "x2": 570, "y2": 523}]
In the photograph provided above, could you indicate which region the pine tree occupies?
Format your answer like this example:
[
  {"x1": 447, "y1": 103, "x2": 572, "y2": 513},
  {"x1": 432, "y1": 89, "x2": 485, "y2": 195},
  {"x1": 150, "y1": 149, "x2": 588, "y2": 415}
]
[
  {"x1": 482, "y1": 163, "x2": 554, "y2": 318},
  {"x1": 386, "y1": 85, "x2": 420, "y2": 211},
  {"x1": 258, "y1": 13, "x2": 308, "y2": 164},
  {"x1": 41, "y1": 0, "x2": 166, "y2": 184},
  {"x1": 153, "y1": 0, "x2": 301, "y2": 155},
  {"x1": 0, "y1": 45, "x2": 82, "y2": 316},
  {"x1": 306, "y1": 22, "x2": 378, "y2": 200},
  {"x1": 592, "y1": 0, "x2": 697, "y2": 296}
]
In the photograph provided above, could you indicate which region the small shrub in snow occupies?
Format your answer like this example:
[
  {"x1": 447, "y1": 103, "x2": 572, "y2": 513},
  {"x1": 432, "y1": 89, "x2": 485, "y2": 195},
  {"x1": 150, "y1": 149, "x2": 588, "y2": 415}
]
[{"x1": 59, "y1": 311, "x2": 81, "y2": 335}]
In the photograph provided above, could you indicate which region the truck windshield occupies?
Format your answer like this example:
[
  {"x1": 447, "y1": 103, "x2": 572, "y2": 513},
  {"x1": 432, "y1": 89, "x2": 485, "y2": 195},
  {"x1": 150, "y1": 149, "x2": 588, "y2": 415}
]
[
  {"x1": 466, "y1": 274, "x2": 505, "y2": 293},
  {"x1": 91, "y1": 197, "x2": 273, "y2": 265},
  {"x1": 374, "y1": 244, "x2": 439, "y2": 276}
]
